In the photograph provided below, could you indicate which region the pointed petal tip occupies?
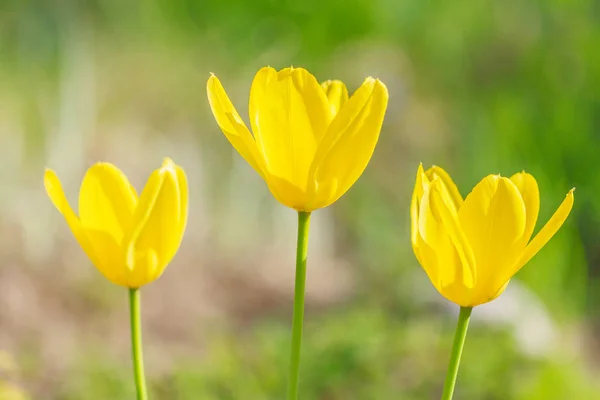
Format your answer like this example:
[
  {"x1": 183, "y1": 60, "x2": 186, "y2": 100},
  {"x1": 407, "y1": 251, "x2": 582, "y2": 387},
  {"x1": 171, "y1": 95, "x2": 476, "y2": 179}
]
[
  {"x1": 161, "y1": 157, "x2": 176, "y2": 171},
  {"x1": 43, "y1": 168, "x2": 59, "y2": 189}
]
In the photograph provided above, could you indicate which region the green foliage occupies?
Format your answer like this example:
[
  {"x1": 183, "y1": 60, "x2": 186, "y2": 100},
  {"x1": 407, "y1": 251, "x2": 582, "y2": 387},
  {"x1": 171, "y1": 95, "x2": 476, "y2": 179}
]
[{"x1": 55, "y1": 305, "x2": 600, "y2": 399}]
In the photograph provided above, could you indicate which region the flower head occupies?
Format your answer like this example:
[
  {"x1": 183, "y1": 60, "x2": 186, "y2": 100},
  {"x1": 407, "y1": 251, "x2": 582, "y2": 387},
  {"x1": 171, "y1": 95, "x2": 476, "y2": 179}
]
[
  {"x1": 207, "y1": 66, "x2": 388, "y2": 211},
  {"x1": 44, "y1": 158, "x2": 188, "y2": 288},
  {"x1": 411, "y1": 164, "x2": 574, "y2": 307}
]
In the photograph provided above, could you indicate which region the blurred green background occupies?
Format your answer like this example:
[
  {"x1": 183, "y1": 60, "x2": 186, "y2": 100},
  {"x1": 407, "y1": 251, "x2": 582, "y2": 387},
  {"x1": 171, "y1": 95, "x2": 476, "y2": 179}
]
[{"x1": 1, "y1": 0, "x2": 600, "y2": 398}]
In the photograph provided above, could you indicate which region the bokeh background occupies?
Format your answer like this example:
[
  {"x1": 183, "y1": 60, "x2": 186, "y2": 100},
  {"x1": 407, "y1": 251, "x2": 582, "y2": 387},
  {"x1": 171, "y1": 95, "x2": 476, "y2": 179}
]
[{"x1": 1, "y1": 0, "x2": 600, "y2": 398}]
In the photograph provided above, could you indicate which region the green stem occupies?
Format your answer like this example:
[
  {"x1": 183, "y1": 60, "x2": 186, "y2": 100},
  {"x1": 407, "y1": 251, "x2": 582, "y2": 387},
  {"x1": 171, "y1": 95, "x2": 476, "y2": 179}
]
[
  {"x1": 287, "y1": 211, "x2": 311, "y2": 400},
  {"x1": 129, "y1": 288, "x2": 148, "y2": 400},
  {"x1": 441, "y1": 306, "x2": 473, "y2": 400}
]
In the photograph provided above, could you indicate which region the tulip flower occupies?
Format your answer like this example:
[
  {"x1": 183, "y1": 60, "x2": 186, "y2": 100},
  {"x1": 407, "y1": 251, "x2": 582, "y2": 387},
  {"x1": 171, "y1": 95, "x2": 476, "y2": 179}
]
[
  {"x1": 207, "y1": 67, "x2": 388, "y2": 400},
  {"x1": 206, "y1": 66, "x2": 388, "y2": 212},
  {"x1": 410, "y1": 164, "x2": 574, "y2": 400},
  {"x1": 44, "y1": 158, "x2": 188, "y2": 400}
]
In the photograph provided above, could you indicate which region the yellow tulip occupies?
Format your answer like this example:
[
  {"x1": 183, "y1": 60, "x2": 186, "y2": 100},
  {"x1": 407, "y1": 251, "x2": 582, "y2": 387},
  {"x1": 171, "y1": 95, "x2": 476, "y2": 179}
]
[
  {"x1": 411, "y1": 164, "x2": 574, "y2": 307},
  {"x1": 207, "y1": 66, "x2": 388, "y2": 211},
  {"x1": 44, "y1": 158, "x2": 188, "y2": 288}
]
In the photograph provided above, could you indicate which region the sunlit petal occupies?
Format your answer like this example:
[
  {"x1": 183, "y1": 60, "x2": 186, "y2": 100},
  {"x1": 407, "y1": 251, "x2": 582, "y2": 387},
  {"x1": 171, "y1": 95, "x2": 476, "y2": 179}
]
[
  {"x1": 78, "y1": 163, "x2": 138, "y2": 242},
  {"x1": 249, "y1": 67, "x2": 330, "y2": 188},
  {"x1": 429, "y1": 179, "x2": 476, "y2": 288},
  {"x1": 124, "y1": 158, "x2": 185, "y2": 288},
  {"x1": 510, "y1": 172, "x2": 540, "y2": 244},
  {"x1": 425, "y1": 165, "x2": 463, "y2": 210},
  {"x1": 44, "y1": 169, "x2": 103, "y2": 269},
  {"x1": 458, "y1": 176, "x2": 526, "y2": 285},
  {"x1": 308, "y1": 78, "x2": 388, "y2": 209},
  {"x1": 207, "y1": 74, "x2": 267, "y2": 179},
  {"x1": 516, "y1": 189, "x2": 575, "y2": 272},
  {"x1": 321, "y1": 80, "x2": 348, "y2": 117}
]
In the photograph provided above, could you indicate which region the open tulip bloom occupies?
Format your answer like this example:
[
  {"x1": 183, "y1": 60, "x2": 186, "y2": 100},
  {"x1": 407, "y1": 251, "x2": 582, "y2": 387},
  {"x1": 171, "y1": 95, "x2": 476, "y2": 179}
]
[
  {"x1": 411, "y1": 164, "x2": 574, "y2": 399},
  {"x1": 207, "y1": 66, "x2": 388, "y2": 400},
  {"x1": 44, "y1": 158, "x2": 188, "y2": 400}
]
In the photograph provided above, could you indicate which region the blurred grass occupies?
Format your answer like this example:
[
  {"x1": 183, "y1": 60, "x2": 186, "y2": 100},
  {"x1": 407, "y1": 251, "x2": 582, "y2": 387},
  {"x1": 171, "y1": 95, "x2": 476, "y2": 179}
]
[{"x1": 1, "y1": 0, "x2": 600, "y2": 398}]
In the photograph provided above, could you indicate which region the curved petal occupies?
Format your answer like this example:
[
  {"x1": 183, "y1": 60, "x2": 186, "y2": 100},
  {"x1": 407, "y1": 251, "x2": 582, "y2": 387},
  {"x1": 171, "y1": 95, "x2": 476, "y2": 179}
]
[
  {"x1": 458, "y1": 176, "x2": 527, "y2": 292},
  {"x1": 175, "y1": 165, "x2": 189, "y2": 241},
  {"x1": 249, "y1": 67, "x2": 331, "y2": 189},
  {"x1": 44, "y1": 169, "x2": 103, "y2": 269},
  {"x1": 78, "y1": 163, "x2": 138, "y2": 242},
  {"x1": 516, "y1": 189, "x2": 575, "y2": 271},
  {"x1": 429, "y1": 179, "x2": 476, "y2": 288},
  {"x1": 83, "y1": 228, "x2": 128, "y2": 286},
  {"x1": 425, "y1": 165, "x2": 463, "y2": 209},
  {"x1": 207, "y1": 74, "x2": 267, "y2": 179},
  {"x1": 124, "y1": 249, "x2": 159, "y2": 289},
  {"x1": 263, "y1": 174, "x2": 310, "y2": 211},
  {"x1": 321, "y1": 80, "x2": 348, "y2": 117},
  {"x1": 414, "y1": 232, "x2": 444, "y2": 294},
  {"x1": 411, "y1": 164, "x2": 428, "y2": 249},
  {"x1": 124, "y1": 158, "x2": 187, "y2": 287},
  {"x1": 411, "y1": 164, "x2": 435, "y2": 281},
  {"x1": 510, "y1": 172, "x2": 539, "y2": 244},
  {"x1": 308, "y1": 78, "x2": 388, "y2": 210}
]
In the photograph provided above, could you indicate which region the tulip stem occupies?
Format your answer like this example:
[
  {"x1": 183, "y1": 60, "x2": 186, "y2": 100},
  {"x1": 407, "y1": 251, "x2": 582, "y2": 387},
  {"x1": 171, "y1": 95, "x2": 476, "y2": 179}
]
[
  {"x1": 129, "y1": 288, "x2": 148, "y2": 400},
  {"x1": 287, "y1": 211, "x2": 311, "y2": 400},
  {"x1": 441, "y1": 306, "x2": 472, "y2": 400}
]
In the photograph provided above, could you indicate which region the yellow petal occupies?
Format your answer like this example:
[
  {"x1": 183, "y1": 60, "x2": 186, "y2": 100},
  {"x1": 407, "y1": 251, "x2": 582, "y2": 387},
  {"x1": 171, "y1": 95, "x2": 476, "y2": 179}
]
[
  {"x1": 78, "y1": 163, "x2": 138, "y2": 242},
  {"x1": 207, "y1": 74, "x2": 267, "y2": 179},
  {"x1": 410, "y1": 164, "x2": 427, "y2": 249},
  {"x1": 249, "y1": 67, "x2": 331, "y2": 189},
  {"x1": 411, "y1": 165, "x2": 477, "y2": 306},
  {"x1": 425, "y1": 165, "x2": 463, "y2": 209},
  {"x1": 516, "y1": 189, "x2": 575, "y2": 271},
  {"x1": 262, "y1": 173, "x2": 311, "y2": 210},
  {"x1": 321, "y1": 80, "x2": 348, "y2": 117},
  {"x1": 308, "y1": 78, "x2": 388, "y2": 210},
  {"x1": 411, "y1": 164, "x2": 435, "y2": 280},
  {"x1": 175, "y1": 164, "x2": 189, "y2": 239},
  {"x1": 510, "y1": 172, "x2": 539, "y2": 243},
  {"x1": 44, "y1": 169, "x2": 103, "y2": 269},
  {"x1": 83, "y1": 228, "x2": 128, "y2": 286},
  {"x1": 428, "y1": 179, "x2": 476, "y2": 288},
  {"x1": 414, "y1": 231, "x2": 443, "y2": 294},
  {"x1": 124, "y1": 158, "x2": 187, "y2": 287},
  {"x1": 458, "y1": 176, "x2": 527, "y2": 292}
]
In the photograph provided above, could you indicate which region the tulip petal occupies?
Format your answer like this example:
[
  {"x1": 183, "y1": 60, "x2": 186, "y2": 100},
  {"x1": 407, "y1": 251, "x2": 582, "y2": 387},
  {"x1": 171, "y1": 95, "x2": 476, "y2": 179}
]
[
  {"x1": 410, "y1": 164, "x2": 427, "y2": 249},
  {"x1": 78, "y1": 163, "x2": 138, "y2": 242},
  {"x1": 44, "y1": 169, "x2": 102, "y2": 268},
  {"x1": 425, "y1": 166, "x2": 463, "y2": 209},
  {"x1": 207, "y1": 74, "x2": 267, "y2": 179},
  {"x1": 429, "y1": 179, "x2": 477, "y2": 288},
  {"x1": 249, "y1": 67, "x2": 331, "y2": 188},
  {"x1": 458, "y1": 176, "x2": 527, "y2": 288},
  {"x1": 308, "y1": 78, "x2": 388, "y2": 209},
  {"x1": 175, "y1": 165, "x2": 189, "y2": 239},
  {"x1": 124, "y1": 159, "x2": 186, "y2": 287},
  {"x1": 411, "y1": 164, "x2": 441, "y2": 288},
  {"x1": 83, "y1": 228, "x2": 128, "y2": 286},
  {"x1": 510, "y1": 172, "x2": 540, "y2": 244},
  {"x1": 124, "y1": 249, "x2": 159, "y2": 289},
  {"x1": 321, "y1": 80, "x2": 348, "y2": 117},
  {"x1": 516, "y1": 189, "x2": 574, "y2": 271}
]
